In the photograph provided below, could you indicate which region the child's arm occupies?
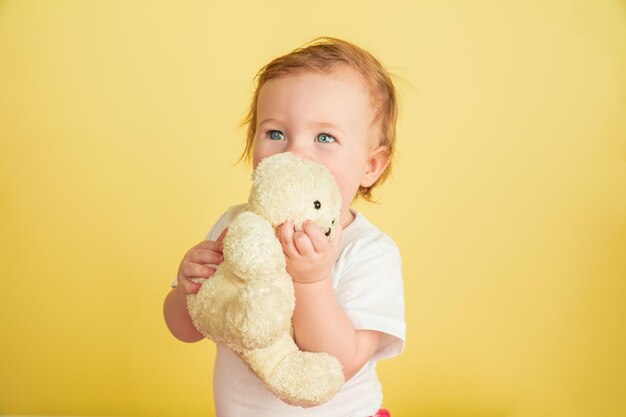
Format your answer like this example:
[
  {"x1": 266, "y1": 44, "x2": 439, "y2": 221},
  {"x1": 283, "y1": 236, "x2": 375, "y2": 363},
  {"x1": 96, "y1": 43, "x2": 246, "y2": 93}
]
[
  {"x1": 163, "y1": 231, "x2": 226, "y2": 342},
  {"x1": 293, "y1": 280, "x2": 383, "y2": 381},
  {"x1": 278, "y1": 221, "x2": 383, "y2": 381},
  {"x1": 163, "y1": 284, "x2": 204, "y2": 343}
]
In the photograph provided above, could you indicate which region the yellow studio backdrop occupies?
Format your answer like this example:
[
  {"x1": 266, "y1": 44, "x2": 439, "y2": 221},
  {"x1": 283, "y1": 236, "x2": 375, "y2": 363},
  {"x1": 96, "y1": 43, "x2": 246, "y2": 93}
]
[{"x1": 0, "y1": 0, "x2": 624, "y2": 416}]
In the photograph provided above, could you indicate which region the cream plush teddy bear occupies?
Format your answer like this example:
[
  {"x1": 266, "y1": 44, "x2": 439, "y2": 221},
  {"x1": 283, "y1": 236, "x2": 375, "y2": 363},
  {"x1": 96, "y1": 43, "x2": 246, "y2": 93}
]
[{"x1": 186, "y1": 152, "x2": 345, "y2": 407}]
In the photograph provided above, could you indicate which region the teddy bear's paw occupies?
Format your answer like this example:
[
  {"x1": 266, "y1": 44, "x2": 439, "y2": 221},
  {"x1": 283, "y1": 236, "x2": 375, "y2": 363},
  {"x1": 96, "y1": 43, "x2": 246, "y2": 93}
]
[{"x1": 267, "y1": 351, "x2": 345, "y2": 408}]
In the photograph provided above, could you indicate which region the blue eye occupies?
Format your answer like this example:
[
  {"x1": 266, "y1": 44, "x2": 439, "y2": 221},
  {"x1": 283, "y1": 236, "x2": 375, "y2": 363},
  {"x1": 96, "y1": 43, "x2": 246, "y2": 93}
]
[
  {"x1": 267, "y1": 130, "x2": 285, "y2": 140},
  {"x1": 316, "y1": 133, "x2": 336, "y2": 143}
]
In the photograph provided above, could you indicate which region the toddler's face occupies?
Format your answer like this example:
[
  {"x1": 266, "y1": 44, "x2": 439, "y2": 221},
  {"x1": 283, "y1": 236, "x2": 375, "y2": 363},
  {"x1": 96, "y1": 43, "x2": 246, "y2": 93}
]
[{"x1": 252, "y1": 66, "x2": 382, "y2": 227}]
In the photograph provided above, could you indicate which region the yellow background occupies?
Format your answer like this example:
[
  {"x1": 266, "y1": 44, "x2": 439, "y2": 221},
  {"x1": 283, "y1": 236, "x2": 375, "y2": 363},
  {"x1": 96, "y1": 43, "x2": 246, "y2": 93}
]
[{"x1": 1, "y1": 0, "x2": 625, "y2": 416}]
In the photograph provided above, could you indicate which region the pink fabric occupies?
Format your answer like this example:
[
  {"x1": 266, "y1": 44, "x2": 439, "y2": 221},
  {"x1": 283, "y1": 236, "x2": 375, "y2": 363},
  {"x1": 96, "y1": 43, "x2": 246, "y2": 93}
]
[{"x1": 373, "y1": 409, "x2": 391, "y2": 417}]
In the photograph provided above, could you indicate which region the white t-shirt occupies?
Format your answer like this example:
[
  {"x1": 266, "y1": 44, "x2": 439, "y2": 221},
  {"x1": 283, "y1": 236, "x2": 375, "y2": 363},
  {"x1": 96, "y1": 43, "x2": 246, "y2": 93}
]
[{"x1": 173, "y1": 204, "x2": 406, "y2": 417}]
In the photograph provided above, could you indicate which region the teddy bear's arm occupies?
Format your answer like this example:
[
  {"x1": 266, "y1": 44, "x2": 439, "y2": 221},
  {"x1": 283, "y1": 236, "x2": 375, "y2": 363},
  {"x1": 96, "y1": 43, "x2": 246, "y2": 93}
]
[
  {"x1": 218, "y1": 211, "x2": 296, "y2": 350},
  {"x1": 223, "y1": 211, "x2": 286, "y2": 280}
]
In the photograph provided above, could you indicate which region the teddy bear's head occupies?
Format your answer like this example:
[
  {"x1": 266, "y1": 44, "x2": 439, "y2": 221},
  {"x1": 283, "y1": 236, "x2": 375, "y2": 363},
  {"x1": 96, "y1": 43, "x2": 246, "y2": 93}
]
[{"x1": 248, "y1": 152, "x2": 342, "y2": 238}]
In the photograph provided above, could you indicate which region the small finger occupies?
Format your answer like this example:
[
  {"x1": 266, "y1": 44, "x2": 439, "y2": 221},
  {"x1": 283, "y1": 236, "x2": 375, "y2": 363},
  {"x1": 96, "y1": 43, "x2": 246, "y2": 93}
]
[
  {"x1": 217, "y1": 227, "x2": 228, "y2": 243},
  {"x1": 279, "y1": 222, "x2": 298, "y2": 258},
  {"x1": 189, "y1": 248, "x2": 224, "y2": 265},
  {"x1": 181, "y1": 262, "x2": 216, "y2": 279},
  {"x1": 179, "y1": 278, "x2": 202, "y2": 294},
  {"x1": 293, "y1": 230, "x2": 315, "y2": 256},
  {"x1": 303, "y1": 221, "x2": 327, "y2": 253},
  {"x1": 195, "y1": 240, "x2": 223, "y2": 254}
]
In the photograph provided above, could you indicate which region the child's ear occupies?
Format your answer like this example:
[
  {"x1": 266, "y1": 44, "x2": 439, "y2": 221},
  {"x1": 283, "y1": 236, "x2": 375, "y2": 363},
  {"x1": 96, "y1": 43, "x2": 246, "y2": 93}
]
[{"x1": 361, "y1": 145, "x2": 390, "y2": 188}]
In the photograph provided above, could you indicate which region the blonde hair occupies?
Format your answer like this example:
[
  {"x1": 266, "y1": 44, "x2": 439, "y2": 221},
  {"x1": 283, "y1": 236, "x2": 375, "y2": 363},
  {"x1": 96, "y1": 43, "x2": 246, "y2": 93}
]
[{"x1": 239, "y1": 36, "x2": 398, "y2": 201}]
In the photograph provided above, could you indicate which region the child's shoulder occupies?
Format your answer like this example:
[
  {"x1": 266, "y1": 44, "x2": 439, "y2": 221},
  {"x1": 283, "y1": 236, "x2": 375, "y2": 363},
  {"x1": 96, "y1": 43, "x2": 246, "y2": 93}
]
[
  {"x1": 205, "y1": 203, "x2": 248, "y2": 240},
  {"x1": 341, "y1": 210, "x2": 400, "y2": 257},
  {"x1": 219, "y1": 203, "x2": 249, "y2": 222},
  {"x1": 226, "y1": 203, "x2": 249, "y2": 217}
]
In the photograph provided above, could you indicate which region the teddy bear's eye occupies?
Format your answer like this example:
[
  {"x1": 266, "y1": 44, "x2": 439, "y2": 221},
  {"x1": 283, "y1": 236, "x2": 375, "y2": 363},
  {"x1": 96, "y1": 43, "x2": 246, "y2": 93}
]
[{"x1": 314, "y1": 200, "x2": 321, "y2": 210}]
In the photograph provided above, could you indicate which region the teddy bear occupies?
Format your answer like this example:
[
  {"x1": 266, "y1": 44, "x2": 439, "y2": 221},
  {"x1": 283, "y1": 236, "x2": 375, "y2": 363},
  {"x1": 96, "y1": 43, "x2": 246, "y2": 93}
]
[{"x1": 186, "y1": 152, "x2": 345, "y2": 407}]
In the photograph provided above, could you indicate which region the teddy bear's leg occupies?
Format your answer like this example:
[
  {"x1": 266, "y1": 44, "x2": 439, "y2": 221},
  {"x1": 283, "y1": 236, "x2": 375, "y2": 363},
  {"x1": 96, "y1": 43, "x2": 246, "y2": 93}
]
[
  {"x1": 241, "y1": 333, "x2": 345, "y2": 408},
  {"x1": 222, "y1": 281, "x2": 294, "y2": 350},
  {"x1": 186, "y1": 271, "x2": 239, "y2": 344}
]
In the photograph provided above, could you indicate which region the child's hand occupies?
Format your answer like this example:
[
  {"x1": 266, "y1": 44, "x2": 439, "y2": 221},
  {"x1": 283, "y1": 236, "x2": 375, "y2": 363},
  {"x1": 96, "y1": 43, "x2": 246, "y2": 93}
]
[
  {"x1": 277, "y1": 221, "x2": 342, "y2": 284},
  {"x1": 176, "y1": 228, "x2": 227, "y2": 294}
]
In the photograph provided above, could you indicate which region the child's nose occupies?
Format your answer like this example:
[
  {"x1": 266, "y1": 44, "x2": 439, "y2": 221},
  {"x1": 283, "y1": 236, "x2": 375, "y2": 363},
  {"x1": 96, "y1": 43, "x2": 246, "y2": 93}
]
[{"x1": 285, "y1": 141, "x2": 314, "y2": 161}]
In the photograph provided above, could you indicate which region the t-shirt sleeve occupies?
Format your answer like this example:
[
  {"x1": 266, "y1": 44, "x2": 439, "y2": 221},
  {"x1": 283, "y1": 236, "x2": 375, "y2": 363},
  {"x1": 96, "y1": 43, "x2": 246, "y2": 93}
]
[
  {"x1": 333, "y1": 233, "x2": 406, "y2": 361},
  {"x1": 170, "y1": 204, "x2": 247, "y2": 288}
]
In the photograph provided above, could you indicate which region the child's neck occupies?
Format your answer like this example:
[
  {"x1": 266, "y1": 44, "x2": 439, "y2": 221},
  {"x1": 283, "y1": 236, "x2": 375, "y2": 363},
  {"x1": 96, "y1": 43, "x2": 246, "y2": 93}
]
[{"x1": 340, "y1": 208, "x2": 356, "y2": 229}]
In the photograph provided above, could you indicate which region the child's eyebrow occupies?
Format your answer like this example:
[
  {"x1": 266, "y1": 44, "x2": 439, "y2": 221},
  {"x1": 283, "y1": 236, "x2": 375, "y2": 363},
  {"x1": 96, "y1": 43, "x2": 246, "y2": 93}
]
[
  {"x1": 310, "y1": 121, "x2": 345, "y2": 136},
  {"x1": 258, "y1": 118, "x2": 281, "y2": 125}
]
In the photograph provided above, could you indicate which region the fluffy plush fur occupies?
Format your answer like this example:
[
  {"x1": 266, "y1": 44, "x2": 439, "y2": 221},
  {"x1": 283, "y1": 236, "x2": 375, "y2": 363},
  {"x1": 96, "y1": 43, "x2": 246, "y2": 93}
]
[{"x1": 186, "y1": 152, "x2": 345, "y2": 407}]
